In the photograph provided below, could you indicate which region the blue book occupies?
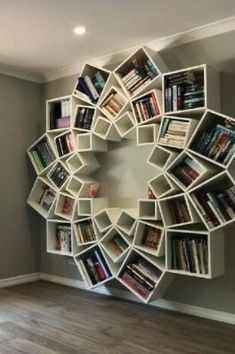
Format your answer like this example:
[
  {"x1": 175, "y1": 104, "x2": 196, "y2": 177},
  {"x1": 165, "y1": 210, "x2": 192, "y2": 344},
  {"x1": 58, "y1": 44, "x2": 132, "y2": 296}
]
[{"x1": 77, "y1": 76, "x2": 95, "y2": 103}]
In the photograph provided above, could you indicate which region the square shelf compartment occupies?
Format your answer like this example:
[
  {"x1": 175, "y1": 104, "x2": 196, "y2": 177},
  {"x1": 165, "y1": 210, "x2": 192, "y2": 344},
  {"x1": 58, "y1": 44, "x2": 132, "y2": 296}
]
[
  {"x1": 148, "y1": 173, "x2": 179, "y2": 200},
  {"x1": 66, "y1": 152, "x2": 100, "y2": 175},
  {"x1": 77, "y1": 198, "x2": 108, "y2": 217},
  {"x1": 46, "y1": 96, "x2": 72, "y2": 131},
  {"x1": 77, "y1": 133, "x2": 108, "y2": 152},
  {"x1": 73, "y1": 105, "x2": 96, "y2": 131},
  {"x1": 46, "y1": 220, "x2": 73, "y2": 256},
  {"x1": 116, "y1": 209, "x2": 137, "y2": 236},
  {"x1": 166, "y1": 229, "x2": 224, "y2": 279},
  {"x1": 100, "y1": 227, "x2": 130, "y2": 263},
  {"x1": 66, "y1": 176, "x2": 99, "y2": 198},
  {"x1": 74, "y1": 244, "x2": 113, "y2": 289},
  {"x1": 47, "y1": 162, "x2": 70, "y2": 190},
  {"x1": 131, "y1": 89, "x2": 162, "y2": 124},
  {"x1": 73, "y1": 218, "x2": 97, "y2": 245},
  {"x1": 92, "y1": 115, "x2": 121, "y2": 141},
  {"x1": 94, "y1": 208, "x2": 121, "y2": 233},
  {"x1": 137, "y1": 124, "x2": 159, "y2": 146},
  {"x1": 53, "y1": 131, "x2": 76, "y2": 158},
  {"x1": 134, "y1": 221, "x2": 165, "y2": 257},
  {"x1": 27, "y1": 177, "x2": 57, "y2": 219},
  {"x1": 54, "y1": 193, "x2": 76, "y2": 220},
  {"x1": 147, "y1": 145, "x2": 178, "y2": 170},
  {"x1": 138, "y1": 199, "x2": 160, "y2": 220},
  {"x1": 114, "y1": 111, "x2": 136, "y2": 138},
  {"x1": 99, "y1": 86, "x2": 128, "y2": 120}
]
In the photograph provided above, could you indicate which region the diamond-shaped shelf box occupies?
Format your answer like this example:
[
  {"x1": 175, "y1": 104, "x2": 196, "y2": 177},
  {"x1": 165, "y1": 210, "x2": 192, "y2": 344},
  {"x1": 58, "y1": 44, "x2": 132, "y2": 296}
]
[
  {"x1": 100, "y1": 226, "x2": 130, "y2": 263},
  {"x1": 73, "y1": 217, "x2": 97, "y2": 246},
  {"x1": 94, "y1": 207, "x2": 121, "y2": 234},
  {"x1": 99, "y1": 85, "x2": 128, "y2": 121},
  {"x1": 74, "y1": 244, "x2": 113, "y2": 289},
  {"x1": 46, "y1": 220, "x2": 76, "y2": 256},
  {"x1": 133, "y1": 220, "x2": 165, "y2": 257},
  {"x1": 159, "y1": 193, "x2": 199, "y2": 228},
  {"x1": 27, "y1": 177, "x2": 57, "y2": 219},
  {"x1": 66, "y1": 152, "x2": 100, "y2": 175},
  {"x1": 47, "y1": 161, "x2": 70, "y2": 191},
  {"x1": 138, "y1": 199, "x2": 161, "y2": 220},
  {"x1": 163, "y1": 64, "x2": 220, "y2": 115},
  {"x1": 72, "y1": 104, "x2": 96, "y2": 132},
  {"x1": 137, "y1": 124, "x2": 159, "y2": 146},
  {"x1": 77, "y1": 197, "x2": 108, "y2": 217},
  {"x1": 114, "y1": 46, "x2": 168, "y2": 99},
  {"x1": 77, "y1": 132, "x2": 108, "y2": 152},
  {"x1": 147, "y1": 145, "x2": 178, "y2": 171},
  {"x1": 188, "y1": 109, "x2": 235, "y2": 169},
  {"x1": 73, "y1": 64, "x2": 111, "y2": 105},
  {"x1": 54, "y1": 193, "x2": 76, "y2": 221},
  {"x1": 116, "y1": 208, "x2": 137, "y2": 236},
  {"x1": 66, "y1": 175, "x2": 100, "y2": 198},
  {"x1": 166, "y1": 229, "x2": 224, "y2": 279},
  {"x1": 188, "y1": 170, "x2": 235, "y2": 231},
  {"x1": 131, "y1": 89, "x2": 162, "y2": 125},
  {"x1": 117, "y1": 248, "x2": 170, "y2": 303},
  {"x1": 166, "y1": 150, "x2": 218, "y2": 192},
  {"x1": 92, "y1": 114, "x2": 121, "y2": 141},
  {"x1": 114, "y1": 111, "x2": 136, "y2": 139},
  {"x1": 27, "y1": 134, "x2": 56, "y2": 175},
  {"x1": 158, "y1": 116, "x2": 198, "y2": 150},
  {"x1": 148, "y1": 173, "x2": 180, "y2": 200}
]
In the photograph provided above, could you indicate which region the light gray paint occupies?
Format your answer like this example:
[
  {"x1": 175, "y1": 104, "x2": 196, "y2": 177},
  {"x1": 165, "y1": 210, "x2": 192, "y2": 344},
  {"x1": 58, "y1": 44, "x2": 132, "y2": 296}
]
[{"x1": 0, "y1": 74, "x2": 43, "y2": 278}]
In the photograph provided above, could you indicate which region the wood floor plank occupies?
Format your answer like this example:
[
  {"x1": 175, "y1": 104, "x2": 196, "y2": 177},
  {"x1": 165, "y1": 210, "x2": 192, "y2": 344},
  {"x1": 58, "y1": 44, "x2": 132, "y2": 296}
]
[{"x1": 0, "y1": 281, "x2": 234, "y2": 354}]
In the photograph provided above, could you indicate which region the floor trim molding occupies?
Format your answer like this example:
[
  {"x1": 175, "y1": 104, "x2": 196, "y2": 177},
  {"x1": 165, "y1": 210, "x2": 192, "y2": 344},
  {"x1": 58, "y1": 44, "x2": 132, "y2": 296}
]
[
  {"x1": 40, "y1": 273, "x2": 235, "y2": 325},
  {"x1": 0, "y1": 273, "x2": 40, "y2": 288}
]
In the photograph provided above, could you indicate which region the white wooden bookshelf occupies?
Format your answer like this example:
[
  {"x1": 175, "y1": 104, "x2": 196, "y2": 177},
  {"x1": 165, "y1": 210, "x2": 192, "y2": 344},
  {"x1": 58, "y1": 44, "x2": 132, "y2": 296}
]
[{"x1": 28, "y1": 45, "x2": 231, "y2": 304}]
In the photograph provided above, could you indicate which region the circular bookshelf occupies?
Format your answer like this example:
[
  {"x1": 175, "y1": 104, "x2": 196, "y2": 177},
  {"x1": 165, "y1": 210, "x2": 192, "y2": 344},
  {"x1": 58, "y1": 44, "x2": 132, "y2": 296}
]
[{"x1": 27, "y1": 46, "x2": 235, "y2": 303}]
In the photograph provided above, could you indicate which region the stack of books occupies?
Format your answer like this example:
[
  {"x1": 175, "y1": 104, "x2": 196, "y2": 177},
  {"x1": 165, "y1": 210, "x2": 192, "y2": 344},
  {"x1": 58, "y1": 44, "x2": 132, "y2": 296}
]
[
  {"x1": 132, "y1": 92, "x2": 160, "y2": 123},
  {"x1": 56, "y1": 224, "x2": 72, "y2": 253},
  {"x1": 109, "y1": 234, "x2": 128, "y2": 256},
  {"x1": 169, "y1": 197, "x2": 191, "y2": 224},
  {"x1": 59, "y1": 196, "x2": 75, "y2": 217},
  {"x1": 165, "y1": 70, "x2": 204, "y2": 112},
  {"x1": 101, "y1": 90, "x2": 126, "y2": 118},
  {"x1": 159, "y1": 118, "x2": 189, "y2": 148},
  {"x1": 77, "y1": 247, "x2": 112, "y2": 286},
  {"x1": 37, "y1": 186, "x2": 56, "y2": 211},
  {"x1": 31, "y1": 139, "x2": 55, "y2": 172},
  {"x1": 49, "y1": 98, "x2": 70, "y2": 130},
  {"x1": 191, "y1": 186, "x2": 235, "y2": 228},
  {"x1": 76, "y1": 220, "x2": 96, "y2": 243},
  {"x1": 75, "y1": 71, "x2": 107, "y2": 103},
  {"x1": 171, "y1": 235, "x2": 208, "y2": 274},
  {"x1": 48, "y1": 163, "x2": 69, "y2": 188},
  {"x1": 141, "y1": 225, "x2": 162, "y2": 250},
  {"x1": 119, "y1": 57, "x2": 158, "y2": 96},
  {"x1": 120, "y1": 257, "x2": 162, "y2": 300},
  {"x1": 74, "y1": 107, "x2": 95, "y2": 130},
  {"x1": 55, "y1": 133, "x2": 75, "y2": 157},
  {"x1": 192, "y1": 121, "x2": 235, "y2": 165},
  {"x1": 171, "y1": 156, "x2": 204, "y2": 187}
]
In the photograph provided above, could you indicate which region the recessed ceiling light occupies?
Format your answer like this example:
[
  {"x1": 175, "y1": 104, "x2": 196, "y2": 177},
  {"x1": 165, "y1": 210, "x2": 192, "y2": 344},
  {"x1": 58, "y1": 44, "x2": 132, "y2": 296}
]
[{"x1": 74, "y1": 26, "x2": 86, "y2": 35}]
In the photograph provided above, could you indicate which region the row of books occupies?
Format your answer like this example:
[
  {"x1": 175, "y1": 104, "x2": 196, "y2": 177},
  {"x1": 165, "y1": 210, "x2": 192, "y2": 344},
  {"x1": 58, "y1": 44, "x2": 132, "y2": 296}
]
[
  {"x1": 55, "y1": 133, "x2": 75, "y2": 157},
  {"x1": 120, "y1": 57, "x2": 158, "y2": 96},
  {"x1": 165, "y1": 71, "x2": 204, "y2": 112},
  {"x1": 75, "y1": 70, "x2": 107, "y2": 103},
  {"x1": 159, "y1": 118, "x2": 189, "y2": 148},
  {"x1": 56, "y1": 225, "x2": 72, "y2": 253},
  {"x1": 192, "y1": 121, "x2": 235, "y2": 165},
  {"x1": 109, "y1": 234, "x2": 128, "y2": 256},
  {"x1": 191, "y1": 186, "x2": 235, "y2": 228},
  {"x1": 76, "y1": 219, "x2": 96, "y2": 243},
  {"x1": 171, "y1": 235, "x2": 208, "y2": 274},
  {"x1": 74, "y1": 107, "x2": 95, "y2": 130},
  {"x1": 120, "y1": 257, "x2": 162, "y2": 300},
  {"x1": 101, "y1": 90, "x2": 126, "y2": 118},
  {"x1": 49, "y1": 99, "x2": 70, "y2": 130},
  {"x1": 170, "y1": 156, "x2": 204, "y2": 187},
  {"x1": 48, "y1": 163, "x2": 69, "y2": 189},
  {"x1": 77, "y1": 247, "x2": 112, "y2": 286},
  {"x1": 132, "y1": 91, "x2": 160, "y2": 123},
  {"x1": 169, "y1": 198, "x2": 191, "y2": 224},
  {"x1": 37, "y1": 186, "x2": 56, "y2": 212},
  {"x1": 58, "y1": 196, "x2": 75, "y2": 216},
  {"x1": 31, "y1": 139, "x2": 55, "y2": 172},
  {"x1": 141, "y1": 225, "x2": 162, "y2": 250}
]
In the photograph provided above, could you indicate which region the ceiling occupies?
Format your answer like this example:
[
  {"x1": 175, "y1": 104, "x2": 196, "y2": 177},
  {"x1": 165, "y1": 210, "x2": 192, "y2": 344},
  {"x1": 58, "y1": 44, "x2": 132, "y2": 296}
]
[{"x1": 0, "y1": 0, "x2": 235, "y2": 82}]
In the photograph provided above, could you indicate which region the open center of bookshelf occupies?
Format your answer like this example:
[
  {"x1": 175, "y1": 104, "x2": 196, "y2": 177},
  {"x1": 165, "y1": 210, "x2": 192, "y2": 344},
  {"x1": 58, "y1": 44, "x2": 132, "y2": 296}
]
[{"x1": 93, "y1": 138, "x2": 157, "y2": 208}]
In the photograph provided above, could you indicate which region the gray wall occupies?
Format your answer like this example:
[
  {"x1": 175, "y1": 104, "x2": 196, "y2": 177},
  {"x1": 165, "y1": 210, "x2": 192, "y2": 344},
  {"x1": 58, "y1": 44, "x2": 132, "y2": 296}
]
[{"x1": 0, "y1": 74, "x2": 43, "y2": 278}]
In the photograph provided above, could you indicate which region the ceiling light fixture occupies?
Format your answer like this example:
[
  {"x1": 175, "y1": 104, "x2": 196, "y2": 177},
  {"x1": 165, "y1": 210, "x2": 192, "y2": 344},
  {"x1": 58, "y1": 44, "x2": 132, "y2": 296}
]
[{"x1": 74, "y1": 26, "x2": 86, "y2": 35}]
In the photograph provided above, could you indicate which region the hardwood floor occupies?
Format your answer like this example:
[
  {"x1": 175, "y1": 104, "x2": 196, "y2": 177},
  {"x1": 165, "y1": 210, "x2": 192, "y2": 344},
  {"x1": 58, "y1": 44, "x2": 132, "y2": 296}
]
[{"x1": 0, "y1": 281, "x2": 234, "y2": 354}]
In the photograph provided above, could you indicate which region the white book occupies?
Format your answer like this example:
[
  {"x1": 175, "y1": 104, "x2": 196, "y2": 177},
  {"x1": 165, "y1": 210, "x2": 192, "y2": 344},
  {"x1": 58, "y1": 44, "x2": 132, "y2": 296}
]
[
  {"x1": 192, "y1": 240, "x2": 200, "y2": 274},
  {"x1": 207, "y1": 200, "x2": 224, "y2": 224},
  {"x1": 84, "y1": 75, "x2": 99, "y2": 100},
  {"x1": 122, "y1": 68, "x2": 137, "y2": 83},
  {"x1": 184, "y1": 157, "x2": 205, "y2": 175},
  {"x1": 77, "y1": 259, "x2": 93, "y2": 287},
  {"x1": 65, "y1": 99, "x2": 70, "y2": 117},
  {"x1": 61, "y1": 100, "x2": 66, "y2": 117},
  {"x1": 172, "y1": 85, "x2": 177, "y2": 111}
]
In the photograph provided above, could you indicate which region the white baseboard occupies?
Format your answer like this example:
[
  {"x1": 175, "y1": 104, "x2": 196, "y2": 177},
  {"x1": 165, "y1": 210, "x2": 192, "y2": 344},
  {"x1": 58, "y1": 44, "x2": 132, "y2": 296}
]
[
  {"x1": 40, "y1": 273, "x2": 235, "y2": 325},
  {"x1": 0, "y1": 273, "x2": 40, "y2": 288}
]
